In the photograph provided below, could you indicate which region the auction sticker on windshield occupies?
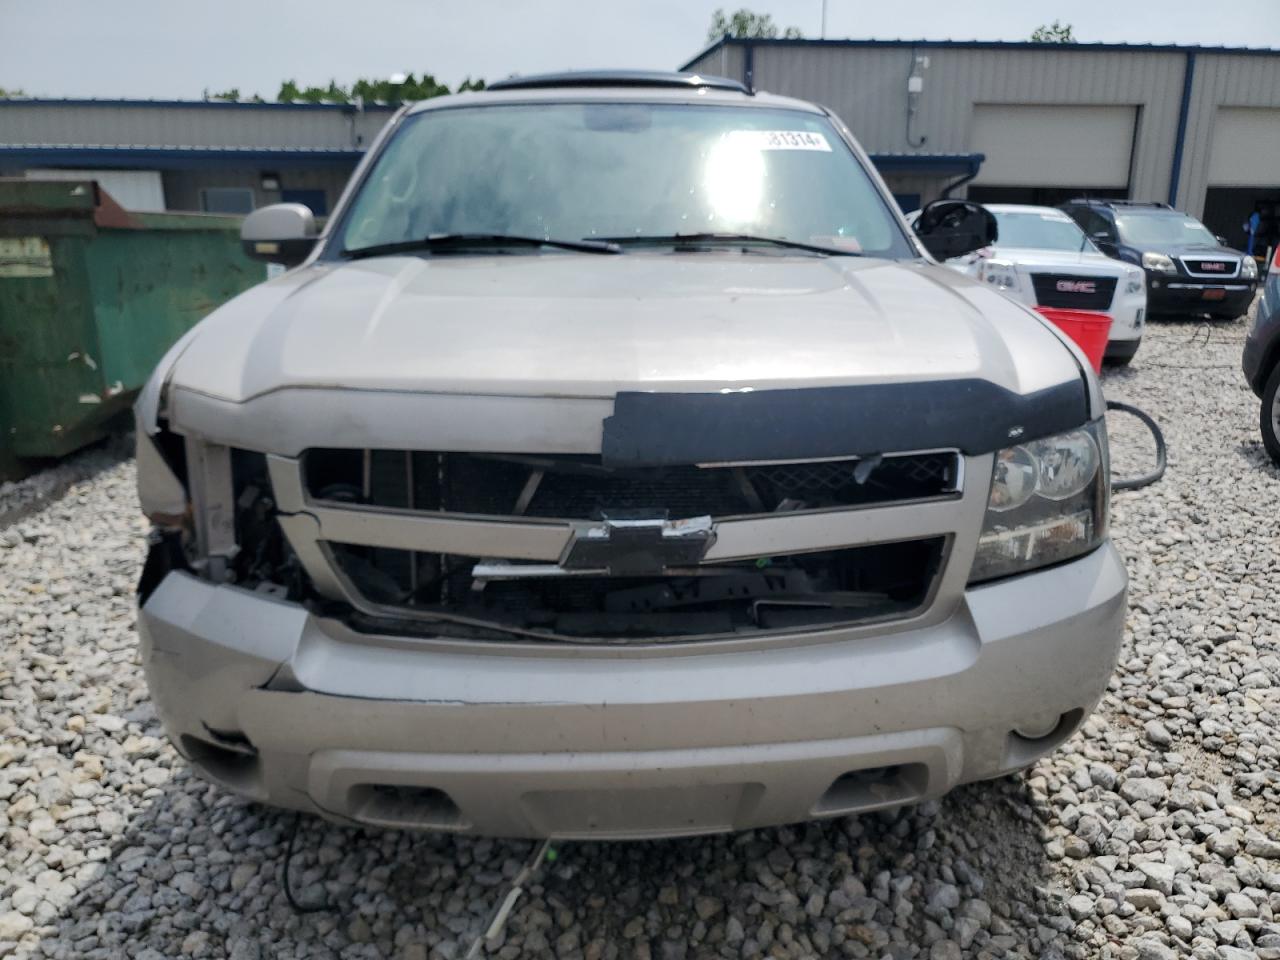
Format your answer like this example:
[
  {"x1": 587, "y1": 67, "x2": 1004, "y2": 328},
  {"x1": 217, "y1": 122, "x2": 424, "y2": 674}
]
[{"x1": 729, "y1": 130, "x2": 832, "y2": 151}]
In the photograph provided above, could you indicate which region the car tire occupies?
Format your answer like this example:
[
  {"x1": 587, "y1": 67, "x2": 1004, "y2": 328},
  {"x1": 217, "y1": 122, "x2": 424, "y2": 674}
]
[
  {"x1": 1260, "y1": 362, "x2": 1280, "y2": 465},
  {"x1": 1103, "y1": 340, "x2": 1140, "y2": 367}
]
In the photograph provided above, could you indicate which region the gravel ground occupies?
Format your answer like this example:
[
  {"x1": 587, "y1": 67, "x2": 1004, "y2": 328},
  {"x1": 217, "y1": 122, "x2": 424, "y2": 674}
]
[{"x1": 3, "y1": 316, "x2": 1280, "y2": 959}]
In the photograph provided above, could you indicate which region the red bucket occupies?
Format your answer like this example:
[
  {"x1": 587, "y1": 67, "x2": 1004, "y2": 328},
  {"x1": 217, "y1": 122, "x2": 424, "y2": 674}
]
[{"x1": 1035, "y1": 307, "x2": 1113, "y2": 374}]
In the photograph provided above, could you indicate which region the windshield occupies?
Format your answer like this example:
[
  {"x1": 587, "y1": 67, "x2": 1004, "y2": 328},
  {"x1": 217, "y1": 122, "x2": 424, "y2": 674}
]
[
  {"x1": 334, "y1": 102, "x2": 909, "y2": 258},
  {"x1": 992, "y1": 211, "x2": 1095, "y2": 252},
  {"x1": 1115, "y1": 212, "x2": 1218, "y2": 246}
]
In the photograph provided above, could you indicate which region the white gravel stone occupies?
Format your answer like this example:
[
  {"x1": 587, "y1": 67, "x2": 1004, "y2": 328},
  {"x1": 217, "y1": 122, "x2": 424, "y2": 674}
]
[
  {"x1": 1121, "y1": 778, "x2": 1169, "y2": 805},
  {"x1": 0, "y1": 912, "x2": 34, "y2": 940},
  {"x1": 1139, "y1": 862, "x2": 1177, "y2": 896}
]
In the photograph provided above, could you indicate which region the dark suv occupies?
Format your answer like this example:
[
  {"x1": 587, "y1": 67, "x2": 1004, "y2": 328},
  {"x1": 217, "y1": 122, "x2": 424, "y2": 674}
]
[
  {"x1": 1242, "y1": 247, "x2": 1280, "y2": 462},
  {"x1": 1061, "y1": 199, "x2": 1258, "y2": 320}
]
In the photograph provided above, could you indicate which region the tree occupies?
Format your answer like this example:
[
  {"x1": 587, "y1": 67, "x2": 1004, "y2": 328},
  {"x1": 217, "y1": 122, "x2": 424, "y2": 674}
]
[
  {"x1": 1030, "y1": 21, "x2": 1076, "y2": 43},
  {"x1": 276, "y1": 72, "x2": 472, "y2": 104},
  {"x1": 706, "y1": 7, "x2": 803, "y2": 43},
  {"x1": 0, "y1": 87, "x2": 25, "y2": 97},
  {"x1": 205, "y1": 87, "x2": 264, "y2": 102}
]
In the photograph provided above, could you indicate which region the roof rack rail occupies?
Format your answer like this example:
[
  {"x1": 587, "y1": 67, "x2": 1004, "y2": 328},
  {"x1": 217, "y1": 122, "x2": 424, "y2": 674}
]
[
  {"x1": 487, "y1": 70, "x2": 751, "y2": 94},
  {"x1": 1066, "y1": 198, "x2": 1172, "y2": 209}
]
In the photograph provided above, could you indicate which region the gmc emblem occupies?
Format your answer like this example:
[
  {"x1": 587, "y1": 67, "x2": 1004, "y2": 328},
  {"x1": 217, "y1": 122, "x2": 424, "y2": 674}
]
[
  {"x1": 1056, "y1": 279, "x2": 1096, "y2": 294},
  {"x1": 1200, "y1": 261, "x2": 1227, "y2": 271}
]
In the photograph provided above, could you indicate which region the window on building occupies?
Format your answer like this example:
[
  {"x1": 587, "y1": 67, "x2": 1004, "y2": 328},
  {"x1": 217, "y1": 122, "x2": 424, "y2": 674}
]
[{"x1": 201, "y1": 187, "x2": 255, "y2": 215}]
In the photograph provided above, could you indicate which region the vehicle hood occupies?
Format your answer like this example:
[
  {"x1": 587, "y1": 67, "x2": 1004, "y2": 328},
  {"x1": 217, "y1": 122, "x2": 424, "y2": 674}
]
[
  {"x1": 165, "y1": 253, "x2": 1083, "y2": 403},
  {"x1": 990, "y1": 247, "x2": 1137, "y2": 276}
]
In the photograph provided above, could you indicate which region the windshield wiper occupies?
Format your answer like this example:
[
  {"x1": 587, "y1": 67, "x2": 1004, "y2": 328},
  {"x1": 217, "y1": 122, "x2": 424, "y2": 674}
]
[
  {"x1": 600, "y1": 232, "x2": 862, "y2": 256},
  {"x1": 342, "y1": 233, "x2": 620, "y2": 260}
]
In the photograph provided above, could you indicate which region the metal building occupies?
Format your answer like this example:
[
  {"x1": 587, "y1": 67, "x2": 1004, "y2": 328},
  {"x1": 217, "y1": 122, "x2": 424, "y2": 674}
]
[
  {"x1": 682, "y1": 38, "x2": 1280, "y2": 248},
  {"x1": 0, "y1": 98, "x2": 398, "y2": 216}
]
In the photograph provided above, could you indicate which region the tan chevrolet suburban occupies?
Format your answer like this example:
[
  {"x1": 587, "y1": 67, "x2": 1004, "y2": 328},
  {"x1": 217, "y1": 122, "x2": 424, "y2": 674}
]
[{"x1": 134, "y1": 71, "x2": 1126, "y2": 839}]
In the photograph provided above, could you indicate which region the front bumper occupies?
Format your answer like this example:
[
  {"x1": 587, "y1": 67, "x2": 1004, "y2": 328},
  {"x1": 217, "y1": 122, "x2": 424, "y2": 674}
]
[
  {"x1": 1147, "y1": 278, "x2": 1256, "y2": 317},
  {"x1": 139, "y1": 543, "x2": 1127, "y2": 839},
  {"x1": 1107, "y1": 290, "x2": 1145, "y2": 345}
]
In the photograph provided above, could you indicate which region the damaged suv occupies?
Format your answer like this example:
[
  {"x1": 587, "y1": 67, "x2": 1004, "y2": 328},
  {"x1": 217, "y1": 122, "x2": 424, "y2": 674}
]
[{"x1": 135, "y1": 71, "x2": 1126, "y2": 839}]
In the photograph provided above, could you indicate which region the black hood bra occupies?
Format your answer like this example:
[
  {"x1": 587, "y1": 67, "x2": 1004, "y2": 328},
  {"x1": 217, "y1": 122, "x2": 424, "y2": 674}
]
[{"x1": 603, "y1": 377, "x2": 1090, "y2": 467}]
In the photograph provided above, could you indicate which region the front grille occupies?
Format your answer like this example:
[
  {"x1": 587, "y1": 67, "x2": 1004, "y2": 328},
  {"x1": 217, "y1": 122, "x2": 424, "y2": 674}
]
[
  {"x1": 296, "y1": 449, "x2": 960, "y2": 642},
  {"x1": 1180, "y1": 257, "x2": 1239, "y2": 278},
  {"x1": 1030, "y1": 273, "x2": 1117, "y2": 310},
  {"x1": 303, "y1": 450, "x2": 960, "y2": 520},
  {"x1": 331, "y1": 538, "x2": 947, "y2": 640}
]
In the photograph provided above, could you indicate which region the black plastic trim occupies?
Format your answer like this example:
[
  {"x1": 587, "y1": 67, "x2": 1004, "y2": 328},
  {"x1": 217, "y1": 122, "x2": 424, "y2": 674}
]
[
  {"x1": 138, "y1": 530, "x2": 189, "y2": 605},
  {"x1": 601, "y1": 378, "x2": 1088, "y2": 467},
  {"x1": 487, "y1": 70, "x2": 750, "y2": 93}
]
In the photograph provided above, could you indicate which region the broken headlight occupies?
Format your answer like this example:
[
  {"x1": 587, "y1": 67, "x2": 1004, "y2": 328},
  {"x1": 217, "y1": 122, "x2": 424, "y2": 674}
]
[{"x1": 969, "y1": 419, "x2": 1108, "y2": 584}]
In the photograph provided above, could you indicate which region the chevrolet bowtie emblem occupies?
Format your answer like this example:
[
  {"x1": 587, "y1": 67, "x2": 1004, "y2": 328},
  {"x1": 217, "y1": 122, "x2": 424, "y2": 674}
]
[{"x1": 560, "y1": 516, "x2": 716, "y2": 575}]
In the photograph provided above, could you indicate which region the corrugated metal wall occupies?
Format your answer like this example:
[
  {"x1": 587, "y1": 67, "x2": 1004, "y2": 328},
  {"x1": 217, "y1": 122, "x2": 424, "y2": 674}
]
[
  {"x1": 718, "y1": 45, "x2": 1185, "y2": 204},
  {"x1": 0, "y1": 102, "x2": 394, "y2": 150},
  {"x1": 689, "y1": 45, "x2": 746, "y2": 86},
  {"x1": 685, "y1": 41, "x2": 1280, "y2": 216},
  {"x1": 1179, "y1": 53, "x2": 1280, "y2": 213}
]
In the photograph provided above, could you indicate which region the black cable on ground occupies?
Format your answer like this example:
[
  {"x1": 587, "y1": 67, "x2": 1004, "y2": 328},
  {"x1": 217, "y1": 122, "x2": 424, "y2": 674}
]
[
  {"x1": 1106, "y1": 399, "x2": 1167, "y2": 491},
  {"x1": 282, "y1": 812, "x2": 331, "y2": 913}
]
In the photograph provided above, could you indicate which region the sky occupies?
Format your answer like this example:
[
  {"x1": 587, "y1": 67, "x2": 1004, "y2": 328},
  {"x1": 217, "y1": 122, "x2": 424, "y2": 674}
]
[{"x1": 3, "y1": 0, "x2": 1280, "y2": 100}]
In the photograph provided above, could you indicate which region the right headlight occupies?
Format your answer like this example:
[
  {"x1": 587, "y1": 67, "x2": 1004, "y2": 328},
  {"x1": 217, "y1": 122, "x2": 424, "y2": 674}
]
[
  {"x1": 1125, "y1": 269, "x2": 1145, "y2": 294},
  {"x1": 1141, "y1": 252, "x2": 1177, "y2": 274},
  {"x1": 969, "y1": 419, "x2": 1109, "y2": 584}
]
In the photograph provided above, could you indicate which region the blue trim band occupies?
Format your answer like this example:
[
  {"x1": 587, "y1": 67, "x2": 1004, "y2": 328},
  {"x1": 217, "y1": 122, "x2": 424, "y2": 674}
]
[
  {"x1": 0, "y1": 97, "x2": 399, "y2": 112},
  {"x1": 681, "y1": 37, "x2": 1280, "y2": 71},
  {"x1": 0, "y1": 146, "x2": 364, "y2": 169},
  {"x1": 1168, "y1": 51, "x2": 1196, "y2": 207}
]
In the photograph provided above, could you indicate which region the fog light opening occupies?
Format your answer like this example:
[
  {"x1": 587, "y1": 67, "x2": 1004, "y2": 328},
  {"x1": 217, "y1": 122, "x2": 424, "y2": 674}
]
[
  {"x1": 180, "y1": 731, "x2": 262, "y2": 794},
  {"x1": 812, "y1": 762, "x2": 930, "y2": 817},
  {"x1": 1014, "y1": 716, "x2": 1061, "y2": 740},
  {"x1": 349, "y1": 783, "x2": 469, "y2": 831},
  {"x1": 1003, "y1": 708, "x2": 1086, "y2": 769}
]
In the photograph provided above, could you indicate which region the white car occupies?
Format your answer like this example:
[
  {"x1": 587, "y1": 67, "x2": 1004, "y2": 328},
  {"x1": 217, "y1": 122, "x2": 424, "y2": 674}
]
[{"x1": 909, "y1": 204, "x2": 1146, "y2": 365}]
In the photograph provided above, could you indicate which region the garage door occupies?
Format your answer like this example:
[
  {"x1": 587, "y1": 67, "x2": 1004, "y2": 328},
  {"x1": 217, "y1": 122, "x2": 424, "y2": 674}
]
[
  {"x1": 1208, "y1": 108, "x2": 1280, "y2": 186},
  {"x1": 969, "y1": 104, "x2": 1136, "y2": 188}
]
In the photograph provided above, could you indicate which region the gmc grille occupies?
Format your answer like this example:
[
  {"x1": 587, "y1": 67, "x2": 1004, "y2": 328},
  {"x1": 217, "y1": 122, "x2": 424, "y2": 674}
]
[
  {"x1": 1030, "y1": 273, "x2": 1117, "y2": 311},
  {"x1": 1180, "y1": 257, "x2": 1239, "y2": 278}
]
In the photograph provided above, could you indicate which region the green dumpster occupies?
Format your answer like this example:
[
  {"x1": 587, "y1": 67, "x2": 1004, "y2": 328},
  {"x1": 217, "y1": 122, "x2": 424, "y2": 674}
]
[{"x1": 0, "y1": 179, "x2": 267, "y2": 479}]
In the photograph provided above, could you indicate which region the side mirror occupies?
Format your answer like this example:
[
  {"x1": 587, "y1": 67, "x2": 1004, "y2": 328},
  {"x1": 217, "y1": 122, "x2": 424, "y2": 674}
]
[
  {"x1": 1091, "y1": 231, "x2": 1115, "y2": 246},
  {"x1": 240, "y1": 203, "x2": 318, "y2": 267},
  {"x1": 1216, "y1": 234, "x2": 1230, "y2": 246},
  {"x1": 913, "y1": 200, "x2": 998, "y2": 261}
]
